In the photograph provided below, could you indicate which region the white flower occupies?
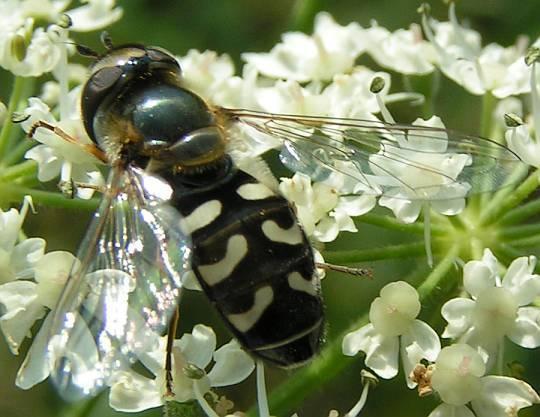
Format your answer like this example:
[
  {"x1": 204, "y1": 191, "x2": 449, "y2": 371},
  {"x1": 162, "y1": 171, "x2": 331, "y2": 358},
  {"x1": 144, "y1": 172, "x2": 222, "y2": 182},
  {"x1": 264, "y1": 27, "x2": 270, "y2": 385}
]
[
  {"x1": 242, "y1": 12, "x2": 366, "y2": 82},
  {"x1": 253, "y1": 67, "x2": 394, "y2": 120},
  {"x1": 441, "y1": 249, "x2": 540, "y2": 367},
  {"x1": 178, "y1": 49, "x2": 235, "y2": 103},
  {"x1": 364, "y1": 22, "x2": 435, "y2": 75},
  {"x1": 506, "y1": 61, "x2": 540, "y2": 168},
  {"x1": 0, "y1": 0, "x2": 121, "y2": 76},
  {"x1": 109, "y1": 324, "x2": 255, "y2": 413},
  {"x1": 0, "y1": 197, "x2": 43, "y2": 286},
  {"x1": 428, "y1": 344, "x2": 540, "y2": 417},
  {"x1": 279, "y1": 172, "x2": 374, "y2": 242},
  {"x1": 0, "y1": 23, "x2": 64, "y2": 77},
  {"x1": 422, "y1": 3, "x2": 530, "y2": 98},
  {"x1": 505, "y1": 124, "x2": 540, "y2": 168},
  {"x1": 22, "y1": 92, "x2": 104, "y2": 199},
  {"x1": 0, "y1": 250, "x2": 76, "y2": 392},
  {"x1": 65, "y1": 0, "x2": 123, "y2": 32},
  {"x1": 15, "y1": 251, "x2": 77, "y2": 389},
  {"x1": 370, "y1": 116, "x2": 471, "y2": 223},
  {"x1": 342, "y1": 281, "x2": 440, "y2": 387}
]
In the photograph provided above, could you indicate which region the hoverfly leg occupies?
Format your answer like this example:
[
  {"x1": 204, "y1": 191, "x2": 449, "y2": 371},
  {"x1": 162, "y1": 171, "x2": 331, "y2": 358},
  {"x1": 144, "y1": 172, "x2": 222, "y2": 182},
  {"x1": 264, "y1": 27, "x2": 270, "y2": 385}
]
[
  {"x1": 316, "y1": 262, "x2": 373, "y2": 278},
  {"x1": 57, "y1": 179, "x2": 106, "y2": 199},
  {"x1": 164, "y1": 307, "x2": 180, "y2": 397},
  {"x1": 28, "y1": 120, "x2": 107, "y2": 163}
]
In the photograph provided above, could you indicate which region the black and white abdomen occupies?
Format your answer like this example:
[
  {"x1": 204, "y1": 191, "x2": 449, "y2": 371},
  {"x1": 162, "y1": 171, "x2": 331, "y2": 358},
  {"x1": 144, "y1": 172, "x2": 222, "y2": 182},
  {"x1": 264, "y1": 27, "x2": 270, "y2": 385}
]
[{"x1": 167, "y1": 158, "x2": 324, "y2": 367}]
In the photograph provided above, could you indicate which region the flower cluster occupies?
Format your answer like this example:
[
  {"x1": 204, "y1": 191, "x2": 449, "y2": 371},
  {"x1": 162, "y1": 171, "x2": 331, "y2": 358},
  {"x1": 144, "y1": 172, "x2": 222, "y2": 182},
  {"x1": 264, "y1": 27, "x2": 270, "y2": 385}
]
[{"x1": 0, "y1": 2, "x2": 540, "y2": 417}]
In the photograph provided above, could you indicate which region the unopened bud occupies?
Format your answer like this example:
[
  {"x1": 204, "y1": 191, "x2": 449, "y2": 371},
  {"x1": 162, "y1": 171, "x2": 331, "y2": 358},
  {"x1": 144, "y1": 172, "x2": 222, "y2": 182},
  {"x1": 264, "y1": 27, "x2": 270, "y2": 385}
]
[
  {"x1": 11, "y1": 34, "x2": 27, "y2": 62},
  {"x1": 417, "y1": 3, "x2": 431, "y2": 15},
  {"x1": 360, "y1": 369, "x2": 378, "y2": 387},
  {"x1": 11, "y1": 112, "x2": 30, "y2": 123},
  {"x1": 504, "y1": 113, "x2": 524, "y2": 127},
  {"x1": 370, "y1": 76, "x2": 385, "y2": 94},
  {"x1": 183, "y1": 363, "x2": 205, "y2": 380},
  {"x1": 525, "y1": 47, "x2": 540, "y2": 66},
  {"x1": 58, "y1": 14, "x2": 72, "y2": 29}
]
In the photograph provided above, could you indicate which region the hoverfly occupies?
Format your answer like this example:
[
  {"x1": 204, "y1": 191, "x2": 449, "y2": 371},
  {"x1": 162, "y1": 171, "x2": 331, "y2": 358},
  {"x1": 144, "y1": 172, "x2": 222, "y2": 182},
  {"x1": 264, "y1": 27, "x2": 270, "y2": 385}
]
[{"x1": 41, "y1": 39, "x2": 524, "y2": 400}]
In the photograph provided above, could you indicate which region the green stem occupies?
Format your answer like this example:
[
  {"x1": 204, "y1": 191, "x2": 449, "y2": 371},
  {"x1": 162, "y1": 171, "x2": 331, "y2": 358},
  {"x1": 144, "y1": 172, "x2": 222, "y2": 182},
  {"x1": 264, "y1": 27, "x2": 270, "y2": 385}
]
[
  {"x1": 3, "y1": 138, "x2": 35, "y2": 166},
  {"x1": 359, "y1": 212, "x2": 448, "y2": 235},
  {"x1": 289, "y1": 0, "x2": 323, "y2": 31},
  {"x1": 491, "y1": 243, "x2": 526, "y2": 265},
  {"x1": 251, "y1": 245, "x2": 459, "y2": 417},
  {"x1": 500, "y1": 198, "x2": 540, "y2": 225},
  {"x1": 0, "y1": 76, "x2": 30, "y2": 162},
  {"x1": 0, "y1": 183, "x2": 99, "y2": 210},
  {"x1": 498, "y1": 223, "x2": 540, "y2": 240},
  {"x1": 58, "y1": 395, "x2": 101, "y2": 417},
  {"x1": 479, "y1": 170, "x2": 540, "y2": 226},
  {"x1": 480, "y1": 92, "x2": 496, "y2": 139},
  {"x1": 323, "y1": 240, "x2": 441, "y2": 264},
  {"x1": 0, "y1": 160, "x2": 37, "y2": 181},
  {"x1": 508, "y1": 235, "x2": 540, "y2": 248}
]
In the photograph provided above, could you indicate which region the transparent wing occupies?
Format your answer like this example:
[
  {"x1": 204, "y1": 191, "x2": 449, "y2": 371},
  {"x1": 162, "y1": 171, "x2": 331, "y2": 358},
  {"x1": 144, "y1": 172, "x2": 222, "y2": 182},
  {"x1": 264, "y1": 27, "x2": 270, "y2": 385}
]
[
  {"x1": 48, "y1": 164, "x2": 190, "y2": 400},
  {"x1": 223, "y1": 108, "x2": 528, "y2": 200}
]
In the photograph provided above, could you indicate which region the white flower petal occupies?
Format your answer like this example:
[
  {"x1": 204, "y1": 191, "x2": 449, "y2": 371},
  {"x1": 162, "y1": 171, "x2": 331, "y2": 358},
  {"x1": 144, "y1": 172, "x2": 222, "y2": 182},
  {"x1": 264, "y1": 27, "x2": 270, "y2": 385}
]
[
  {"x1": 432, "y1": 344, "x2": 485, "y2": 406},
  {"x1": 207, "y1": 339, "x2": 255, "y2": 387},
  {"x1": 0, "y1": 281, "x2": 45, "y2": 354},
  {"x1": 109, "y1": 371, "x2": 162, "y2": 412},
  {"x1": 506, "y1": 125, "x2": 540, "y2": 168},
  {"x1": 342, "y1": 324, "x2": 374, "y2": 356},
  {"x1": 471, "y1": 376, "x2": 540, "y2": 417},
  {"x1": 25, "y1": 144, "x2": 63, "y2": 182},
  {"x1": 463, "y1": 255, "x2": 498, "y2": 298},
  {"x1": 178, "y1": 50, "x2": 235, "y2": 100},
  {"x1": 369, "y1": 281, "x2": 420, "y2": 337},
  {"x1": 507, "y1": 307, "x2": 540, "y2": 348},
  {"x1": 335, "y1": 195, "x2": 376, "y2": 217},
  {"x1": 177, "y1": 324, "x2": 216, "y2": 369},
  {"x1": 441, "y1": 298, "x2": 475, "y2": 338},
  {"x1": 427, "y1": 403, "x2": 475, "y2": 417},
  {"x1": 365, "y1": 23, "x2": 434, "y2": 75},
  {"x1": 35, "y1": 251, "x2": 78, "y2": 309},
  {"x1": 11, "y1": 238, "x2": 45, "y2": 279},
  {"x1": 502, "y1": 256, "x2": 540, "y2": 306},
  {"x1": 342, "y1": 324, "x2": 399, "y2": 379},
  {"x1": 242, "y1": 12, "x2": 365, "y2": 82},
  {"x1": 66, "y1": 0, "x2": 123, "y2": 32},
  {"x1": 16, "y1": 313, "x2": 53, "y2": 389},
  {"x1": 313, "y1": 216, "x2": 339, "y2": 242},
  {"x1": 378, "y1": 196, "x2": 422, "y2": 224},
  {"x1": 401, "y1": 320, "x2": 441, "y2": 388},
  {"x1": 403, "y1": 320, "x2": 441, "y2": 362}
]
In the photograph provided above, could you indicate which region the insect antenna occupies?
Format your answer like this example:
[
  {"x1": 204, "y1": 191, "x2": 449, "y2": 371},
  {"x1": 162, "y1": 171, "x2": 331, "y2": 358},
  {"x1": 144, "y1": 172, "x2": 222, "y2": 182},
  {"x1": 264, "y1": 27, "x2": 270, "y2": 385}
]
[{"x1": 316, "y1": 262, "x2": 373, "y2": 278}]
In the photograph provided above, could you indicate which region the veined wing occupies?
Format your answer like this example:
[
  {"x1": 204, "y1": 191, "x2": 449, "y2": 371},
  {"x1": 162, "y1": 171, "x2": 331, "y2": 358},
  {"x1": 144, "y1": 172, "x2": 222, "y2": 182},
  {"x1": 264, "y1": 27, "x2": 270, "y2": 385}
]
[
  {"x1": 222, "y1": 108, "x2": 528, "y2": 200},
  {"x1": 48, "y1": 164, "x2": 190, "y2": 400}
]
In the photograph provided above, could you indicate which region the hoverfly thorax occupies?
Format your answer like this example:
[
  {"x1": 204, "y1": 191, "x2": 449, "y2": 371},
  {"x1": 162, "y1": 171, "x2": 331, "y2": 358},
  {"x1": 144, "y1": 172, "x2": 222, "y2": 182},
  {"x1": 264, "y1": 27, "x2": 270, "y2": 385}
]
[{"x1": 81, "y1": 45, "x2": 227, "y2": 174}]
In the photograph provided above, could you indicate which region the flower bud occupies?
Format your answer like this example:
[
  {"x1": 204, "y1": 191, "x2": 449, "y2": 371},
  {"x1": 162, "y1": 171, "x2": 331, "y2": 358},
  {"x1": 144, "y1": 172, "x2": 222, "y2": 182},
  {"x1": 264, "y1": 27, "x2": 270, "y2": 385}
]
[
  {"x1": 370, "y1": 76, "x2": 386, "y2": 94},
  {"x1": 183, "y1": 363, "x2": 205, "y2": 380},
  {"x1": 504, "y1": 113, "x2": 524, "y2": 127}
]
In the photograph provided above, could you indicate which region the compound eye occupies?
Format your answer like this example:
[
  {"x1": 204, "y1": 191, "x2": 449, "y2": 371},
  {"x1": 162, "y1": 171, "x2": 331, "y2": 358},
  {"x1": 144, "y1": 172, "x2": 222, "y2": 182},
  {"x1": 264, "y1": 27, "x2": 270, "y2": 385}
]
[{"x1": 81, "y1": 66, "x2": 124, "y2": 143}]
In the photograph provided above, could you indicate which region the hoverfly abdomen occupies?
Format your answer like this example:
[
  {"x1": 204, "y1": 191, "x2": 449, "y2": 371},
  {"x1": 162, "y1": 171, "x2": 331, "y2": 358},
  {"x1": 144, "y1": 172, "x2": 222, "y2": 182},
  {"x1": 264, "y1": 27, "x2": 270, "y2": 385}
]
[{"x1": 164, "y1": 160, "x2": 324, "y2": 367}]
